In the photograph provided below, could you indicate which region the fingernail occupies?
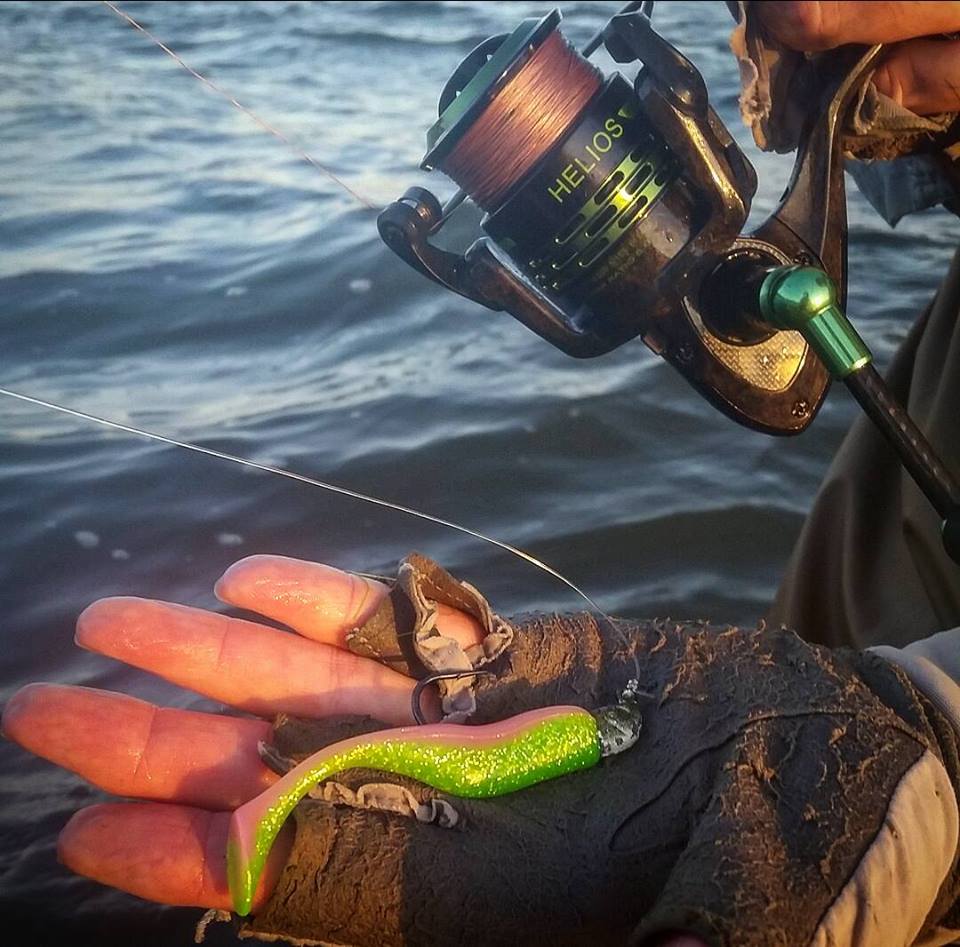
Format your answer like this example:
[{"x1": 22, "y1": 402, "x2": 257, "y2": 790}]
[
  {"x1": 57, "y1": 807, "x2": 101, "y2": 870},
  {"x1": 214, "y1": 555, "x2": 266, "y2": 603},
  {"x1": 75, "y1": 597, "x2": 129, "y2": 649},
  {"x1": 871, "y1": 63, "x2": 899, "y2": 104}
]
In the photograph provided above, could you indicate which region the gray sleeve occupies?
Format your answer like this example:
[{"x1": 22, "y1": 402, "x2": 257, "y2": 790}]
[
  {"x1": 848, "y1": 155, "x2": 960, "y2": 226},
  {"x1": 873, "y1": 627, "x2": 960, "y2": 733}
]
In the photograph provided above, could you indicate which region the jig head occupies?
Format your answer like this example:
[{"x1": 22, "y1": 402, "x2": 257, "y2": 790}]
[{"x1": 227, "y1": 692, "x2": 642, "y2": 916}]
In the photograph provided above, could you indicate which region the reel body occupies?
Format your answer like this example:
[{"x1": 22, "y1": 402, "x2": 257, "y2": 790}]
[{"x1": 378, "y1": 7, "x2": 874, "y2": 434}]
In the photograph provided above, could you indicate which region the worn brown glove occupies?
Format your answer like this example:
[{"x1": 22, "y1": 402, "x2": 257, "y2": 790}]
[
  {"x1": 728, "y1": 0, "x2": 960, "y2": 223},
  {"x1": 240, "y1": 554, "x2": 960, "y2": 947}
]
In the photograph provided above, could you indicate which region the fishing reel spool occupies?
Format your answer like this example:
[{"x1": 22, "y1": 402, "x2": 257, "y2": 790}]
[{"x1": 379, "y1": 4, "x2": 960, "y2": 559}]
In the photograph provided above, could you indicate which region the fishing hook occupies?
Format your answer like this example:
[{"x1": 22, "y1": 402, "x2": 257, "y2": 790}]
[{"x1": 411, "y1": 669, "x2": 498, "y2": 725}]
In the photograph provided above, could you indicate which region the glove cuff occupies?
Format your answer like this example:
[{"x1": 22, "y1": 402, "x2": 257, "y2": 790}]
[{"x1": 868, "y1": 633, "x2": 960, "y2": 941}]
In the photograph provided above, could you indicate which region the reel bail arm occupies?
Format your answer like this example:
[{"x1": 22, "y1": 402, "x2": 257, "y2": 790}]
[{"x1": 377, "y1": 188, "x2": 617, "y2": 357}]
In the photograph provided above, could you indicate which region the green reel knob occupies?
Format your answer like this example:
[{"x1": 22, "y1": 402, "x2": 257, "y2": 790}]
[{"x1": 758, "y1": 265, "x2": 872, "y2": 379}]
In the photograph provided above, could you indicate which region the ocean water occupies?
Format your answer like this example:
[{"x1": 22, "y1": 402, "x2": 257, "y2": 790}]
[{"x1": 0, "y1": 2, "x2": 956, "y2": 943}]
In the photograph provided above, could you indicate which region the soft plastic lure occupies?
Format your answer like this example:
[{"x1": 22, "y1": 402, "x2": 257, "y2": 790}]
[{"x1": 227, "y1": 693, "x2": 643, "y2": 915}]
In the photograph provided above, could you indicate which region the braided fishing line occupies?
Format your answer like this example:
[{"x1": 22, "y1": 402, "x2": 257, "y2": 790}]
[
  {"x1": 441, "y1": 30, "x2": 602, "y2": 210},
  {"x1": 100, "y1": 0, "x2": 378, "y2": 210},
  {"x1": 0, "y1": 386, "x2": 614, "y2": 618}
]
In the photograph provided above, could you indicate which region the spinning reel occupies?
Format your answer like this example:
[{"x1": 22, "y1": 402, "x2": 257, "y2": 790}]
[{"x1": 378, "y1": 3, "x2": 960, "y2": 562}]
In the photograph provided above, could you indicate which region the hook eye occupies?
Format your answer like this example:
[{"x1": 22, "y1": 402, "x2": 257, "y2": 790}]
[{"x1": 411, "y1": 669, "x2": 498, "y2": 725}]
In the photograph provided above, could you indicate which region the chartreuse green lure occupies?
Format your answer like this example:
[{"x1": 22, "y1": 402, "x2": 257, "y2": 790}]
[{"x1": 227, "y1": 693, "x2": 643, "y2": 916}]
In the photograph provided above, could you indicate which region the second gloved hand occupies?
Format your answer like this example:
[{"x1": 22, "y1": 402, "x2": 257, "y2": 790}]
[{"x1": 239, "y1": 554, "x2": 960, "y2": 947}]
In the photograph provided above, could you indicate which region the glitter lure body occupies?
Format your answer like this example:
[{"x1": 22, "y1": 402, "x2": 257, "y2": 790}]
[{"x1": 227, "y1": 706, "x2": 604, "y2": 916}]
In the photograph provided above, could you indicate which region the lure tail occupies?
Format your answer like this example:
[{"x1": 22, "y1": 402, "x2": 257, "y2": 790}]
[{"x1": 227, "y1": 706, "x2": 601, "y2": 915}]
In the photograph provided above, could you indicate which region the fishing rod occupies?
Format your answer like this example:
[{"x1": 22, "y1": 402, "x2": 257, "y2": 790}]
[{"x1": 378, "y1": 3, "x2": 960, "y2": 564}]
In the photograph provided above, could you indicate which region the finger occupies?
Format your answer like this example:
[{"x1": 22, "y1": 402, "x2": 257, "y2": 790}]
[
  {"x1": 2, "y1": 683, "x2": 276, "y2": 809},
  {"x1": 76, "y1": 597, "x2": 419, "y2": 724},
  {"x1": 757, "y1": 2, "x2": 960, "y2": 50},
  {"x1": 58, "y1": 802, "x2": 293, "y2": 910},
  {"x1": 873, "y1": 39, "x2": 960, "y2": 114},
  {"x1": 215, "y1": 555, "x2": 485, "y2": 650}
]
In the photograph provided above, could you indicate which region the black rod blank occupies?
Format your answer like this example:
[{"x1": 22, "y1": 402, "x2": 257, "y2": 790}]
[{"x1": 845, "y1": 365, "x2": 960, "y2": 519}]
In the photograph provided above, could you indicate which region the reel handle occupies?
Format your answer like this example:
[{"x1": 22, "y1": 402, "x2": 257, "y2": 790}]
[{"x1": 752, "y1": 44, "x2": 884, "y2": 300}]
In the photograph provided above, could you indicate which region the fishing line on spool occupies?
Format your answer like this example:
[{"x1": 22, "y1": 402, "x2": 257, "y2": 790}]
[{"x1": 441, "y1": 30, "x2": 603, "y2": 210}]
